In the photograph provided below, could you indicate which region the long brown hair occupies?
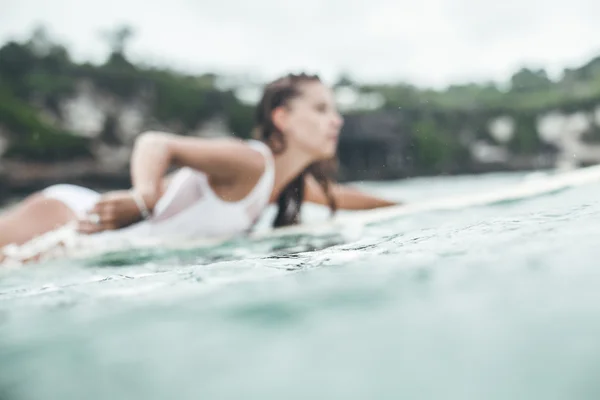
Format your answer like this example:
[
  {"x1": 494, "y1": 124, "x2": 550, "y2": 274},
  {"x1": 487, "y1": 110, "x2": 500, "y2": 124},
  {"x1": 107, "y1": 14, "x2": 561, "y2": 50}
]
[{"x1": 253, "y1": 73, "x2": 338, "y2": 227}]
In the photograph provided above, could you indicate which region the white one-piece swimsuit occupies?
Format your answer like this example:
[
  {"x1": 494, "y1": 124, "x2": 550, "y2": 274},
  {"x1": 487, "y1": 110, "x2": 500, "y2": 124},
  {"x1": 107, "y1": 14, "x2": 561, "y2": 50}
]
[{"x1": 41, "y1": 139, "x2": 275, "y2": 241}]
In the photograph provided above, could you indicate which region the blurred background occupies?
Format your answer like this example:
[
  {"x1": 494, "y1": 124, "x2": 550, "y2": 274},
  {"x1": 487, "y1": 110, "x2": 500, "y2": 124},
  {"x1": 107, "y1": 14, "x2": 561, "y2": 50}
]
[
  {"x1": 6, "y1": 3, "x2": 600, "y2": 399},
  {"x1": 3, "y1": 0, "x2": 600, "y2": 202}
]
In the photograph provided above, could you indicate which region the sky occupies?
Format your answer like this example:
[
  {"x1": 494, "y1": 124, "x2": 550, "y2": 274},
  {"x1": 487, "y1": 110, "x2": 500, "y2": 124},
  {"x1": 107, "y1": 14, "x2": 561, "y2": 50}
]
[{"x1": 1, "y1": 0, "x2": 600, "y2": 88}]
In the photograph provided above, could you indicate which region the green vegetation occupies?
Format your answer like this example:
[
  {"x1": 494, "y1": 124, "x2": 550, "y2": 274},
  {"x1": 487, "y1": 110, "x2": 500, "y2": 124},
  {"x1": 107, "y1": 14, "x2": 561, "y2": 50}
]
[
  {"x1": 0, "y1": 26, "x2": 254, "y2": 161},
  {"x1": 2, "y1": 24, "x2": 600, "y2": 172}
]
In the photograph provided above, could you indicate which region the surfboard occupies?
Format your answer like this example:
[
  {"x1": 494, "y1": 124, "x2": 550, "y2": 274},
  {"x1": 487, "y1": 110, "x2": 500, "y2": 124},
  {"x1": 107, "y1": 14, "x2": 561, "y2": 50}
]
[
  {"x1": 253, "y1": 163, "x2": 600, "y2": 236},
  {"x1": 3, "y1": 164, "x2": 600, "y2": 266}
]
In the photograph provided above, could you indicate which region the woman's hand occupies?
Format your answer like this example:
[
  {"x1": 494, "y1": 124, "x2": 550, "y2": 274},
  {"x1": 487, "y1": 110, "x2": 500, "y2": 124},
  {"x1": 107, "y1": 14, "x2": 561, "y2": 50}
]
[{"x1": 77, "y1": 190, "x2": 147, "y2": 234}]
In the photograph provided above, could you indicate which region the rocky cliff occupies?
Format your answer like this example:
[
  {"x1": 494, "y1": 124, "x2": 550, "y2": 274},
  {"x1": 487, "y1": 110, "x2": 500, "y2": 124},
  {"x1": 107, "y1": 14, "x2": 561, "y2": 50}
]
[{"x1": 3, "y1": 26, "x2": 600, "y2": 202}]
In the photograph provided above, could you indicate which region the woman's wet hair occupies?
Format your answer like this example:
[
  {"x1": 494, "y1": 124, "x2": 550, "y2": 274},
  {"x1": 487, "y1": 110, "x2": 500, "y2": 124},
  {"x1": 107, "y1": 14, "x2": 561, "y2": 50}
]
[{"x1": 253, "y1": 73, "x2": 337, "y2": 227}]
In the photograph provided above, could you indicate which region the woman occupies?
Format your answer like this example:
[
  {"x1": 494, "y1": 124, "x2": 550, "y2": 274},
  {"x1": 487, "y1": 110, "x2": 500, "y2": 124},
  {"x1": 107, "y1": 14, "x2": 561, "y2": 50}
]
[{"x1": 0, "y1": 73, "x2": 398, "y2": 262}]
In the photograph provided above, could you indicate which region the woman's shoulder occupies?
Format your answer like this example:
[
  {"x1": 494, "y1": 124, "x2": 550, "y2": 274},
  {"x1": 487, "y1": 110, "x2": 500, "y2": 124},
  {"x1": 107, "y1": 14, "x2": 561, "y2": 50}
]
[
  {"x1": 210, "y1": 137, "x2": 272, "y2": 164},
  {"x1": 199, "y1": 136, "x2": 269, "y2": 154},
  {"x1": 173, "y1": 136, "x2": 271, "y2": 183},
  {"x1": 221, "y1": 138, "x2": 273, "y2": 180}
]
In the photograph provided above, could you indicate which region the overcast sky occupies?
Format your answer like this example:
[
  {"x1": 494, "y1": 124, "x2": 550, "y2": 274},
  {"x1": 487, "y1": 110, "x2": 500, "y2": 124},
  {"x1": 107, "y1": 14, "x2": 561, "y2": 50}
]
[{"x1": 1, "y1": 0, "x2": 600, "y2": 88}]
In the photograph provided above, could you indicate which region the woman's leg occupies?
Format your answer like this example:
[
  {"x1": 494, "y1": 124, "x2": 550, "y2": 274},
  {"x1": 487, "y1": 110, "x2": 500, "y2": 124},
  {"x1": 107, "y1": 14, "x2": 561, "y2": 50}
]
[
  {"x1": 0, "y1": 193, "x2": 77, "y2": 249},
  {"x1": 0, "y1": 184, "x2": 101, "y2": 251}
]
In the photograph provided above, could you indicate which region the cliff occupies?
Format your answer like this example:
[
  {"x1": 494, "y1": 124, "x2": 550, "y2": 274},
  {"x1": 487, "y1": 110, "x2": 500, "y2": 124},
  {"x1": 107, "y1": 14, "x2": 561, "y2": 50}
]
[{"x1": 2, "y1": 26, "x2": 600, "y2": 202}]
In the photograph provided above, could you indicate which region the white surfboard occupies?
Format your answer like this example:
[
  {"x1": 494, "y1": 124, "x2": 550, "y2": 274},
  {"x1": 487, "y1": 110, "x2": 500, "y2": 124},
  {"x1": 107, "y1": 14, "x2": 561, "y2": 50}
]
[
  {"x1": 3, "y1": 164, "x2": 600, "y2": 266},
  {"x1": 252, "y1": 163, "x2": 600, "y2": 237}
]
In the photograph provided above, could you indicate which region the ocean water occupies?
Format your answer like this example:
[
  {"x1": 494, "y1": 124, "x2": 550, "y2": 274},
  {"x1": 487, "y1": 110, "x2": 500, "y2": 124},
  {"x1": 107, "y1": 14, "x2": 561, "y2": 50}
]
[{"x1": 2, "y1": 171, "x2": 600, "y2": 400}]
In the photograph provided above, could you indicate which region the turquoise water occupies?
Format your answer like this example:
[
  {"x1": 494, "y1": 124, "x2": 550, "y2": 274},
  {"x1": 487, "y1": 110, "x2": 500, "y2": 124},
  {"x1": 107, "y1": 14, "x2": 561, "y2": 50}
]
[{"x1": 2, "y1": 172, "x2": 600, "y2": 399}]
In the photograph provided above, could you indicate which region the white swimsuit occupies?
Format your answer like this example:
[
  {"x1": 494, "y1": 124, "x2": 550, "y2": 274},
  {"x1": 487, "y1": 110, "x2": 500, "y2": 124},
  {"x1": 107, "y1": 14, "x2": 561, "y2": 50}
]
[{"x1": 42, "y1": 139, "x2": 275, "y2": 240}]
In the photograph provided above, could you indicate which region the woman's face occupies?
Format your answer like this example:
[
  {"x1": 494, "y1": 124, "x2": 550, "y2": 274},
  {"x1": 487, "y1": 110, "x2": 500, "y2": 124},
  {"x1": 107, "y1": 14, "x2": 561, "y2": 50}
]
[{"x1": 276, "y1": 81, "x2": 344, "y2": 160}]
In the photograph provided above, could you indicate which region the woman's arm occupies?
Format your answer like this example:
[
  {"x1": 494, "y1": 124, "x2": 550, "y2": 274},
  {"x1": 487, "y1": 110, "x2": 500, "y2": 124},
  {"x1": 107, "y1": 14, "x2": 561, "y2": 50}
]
[
  {"x1": 130, "y1": 131, "x2": 265, "y2": 210},
  {"x1": 304, "y1": 175, "x2": 400, "y2": 210}
]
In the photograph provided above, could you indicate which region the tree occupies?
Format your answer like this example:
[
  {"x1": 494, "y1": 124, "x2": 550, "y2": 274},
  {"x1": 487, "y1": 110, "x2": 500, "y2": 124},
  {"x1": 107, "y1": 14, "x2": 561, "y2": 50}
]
[
  {"x1": 334, "y1": 72, "x2": 355, "y2": 88},
  {"x1": 100, "y1": 25, "x2": 135, "y2": 66},
  {"x1": 510, "y1": 68, "x2": 552, "y2": 92}
]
